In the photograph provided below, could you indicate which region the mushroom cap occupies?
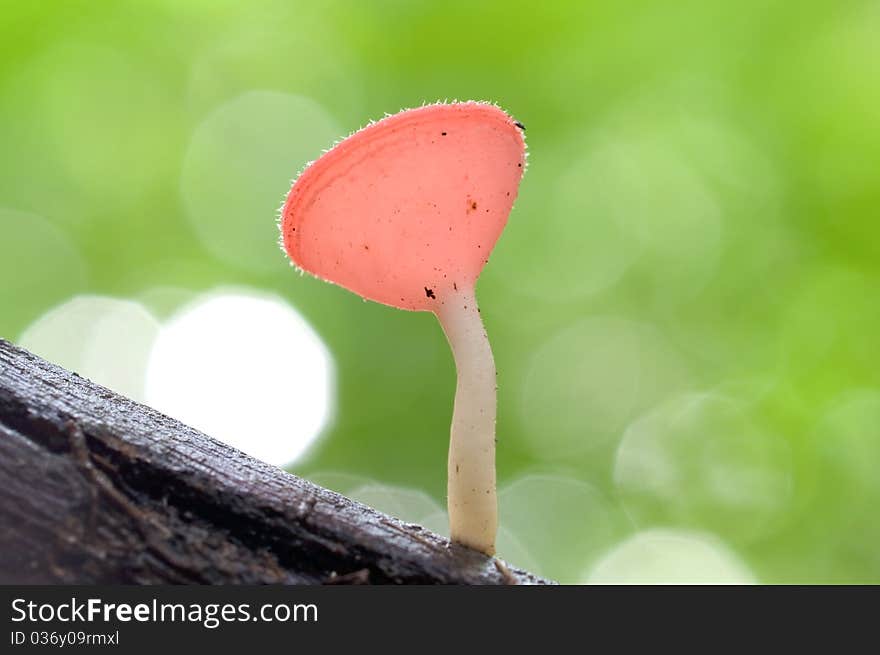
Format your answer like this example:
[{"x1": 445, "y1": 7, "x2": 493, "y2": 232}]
[{"x1": 281, "y1": 101, "x2": 526, "y2": 311}]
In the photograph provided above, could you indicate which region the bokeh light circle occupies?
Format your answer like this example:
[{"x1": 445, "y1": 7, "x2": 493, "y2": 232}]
[
  {"x1": 520, "y1": 317, "x2": 691, "y2": 458},
  {"x1": 491, "y1": 112, "x2": 723, "y2": 306},
  {"x1": 180, "y1": 91, "x2": 342, "y2": 273},
  {"x1": 615, "y1": 393, "x2": 792, "y2": 543},
  {"x1": 498, "y1": 474, "x2": 620, "y2": 582},
  {"x1": 586, "y1": 528, "x2": 756, "y2": 584},
  {"x1": 145, "y1": 289, "x2": 334, "y2": 466},
  {"x1": 18, "y1": 295, "x2": 160, "y2": 401}
]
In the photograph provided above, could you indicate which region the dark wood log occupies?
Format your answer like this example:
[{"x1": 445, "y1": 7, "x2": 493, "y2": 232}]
[{"x1": 0, "y1": 339, "x2": 548, "y2": 585}]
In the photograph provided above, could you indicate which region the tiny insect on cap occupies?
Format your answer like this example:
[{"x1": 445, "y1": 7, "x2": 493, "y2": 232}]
[{"x1": 280, "y1": 101, "x2": 526, "y2": 311}]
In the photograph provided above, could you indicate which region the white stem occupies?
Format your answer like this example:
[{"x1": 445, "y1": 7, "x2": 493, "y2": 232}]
[{"x1": 435, "y1": 285, "x2": 497, "y2": 555}]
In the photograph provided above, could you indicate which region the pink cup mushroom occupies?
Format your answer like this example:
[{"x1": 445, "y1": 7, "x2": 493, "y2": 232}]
[{"x1": 280, "y1": 101, "x2": 526, "y2": 555}]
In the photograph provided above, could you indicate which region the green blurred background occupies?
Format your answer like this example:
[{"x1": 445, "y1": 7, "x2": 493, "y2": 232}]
[{"x1": 2, "y1": 0, "x2": 878, "y2": 583}]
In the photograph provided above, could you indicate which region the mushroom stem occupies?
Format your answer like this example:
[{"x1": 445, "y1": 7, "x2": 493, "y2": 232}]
[{"x1": 435, "y1": 284, "x2": 497, "y2": 555}]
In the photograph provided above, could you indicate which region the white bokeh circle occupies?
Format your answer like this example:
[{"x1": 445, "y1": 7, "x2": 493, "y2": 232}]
[{"x1": 145, "y1": 289, "x2": 334, "y2": 466}]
